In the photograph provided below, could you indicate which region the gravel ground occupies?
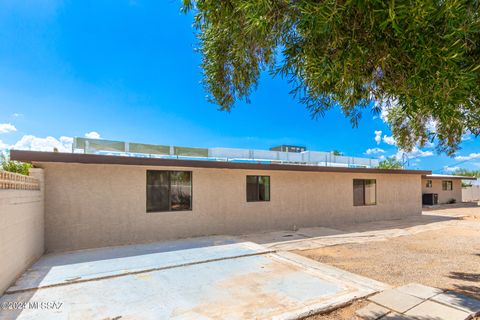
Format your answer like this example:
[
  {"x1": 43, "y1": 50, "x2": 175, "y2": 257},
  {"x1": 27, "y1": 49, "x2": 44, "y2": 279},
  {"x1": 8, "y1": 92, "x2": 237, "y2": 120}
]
[
  {"x1": 297, "y1": 225, "x2": 480, "y2": 299},
  {"x1": 300, "y1": 205, "x2": 480, "y2": 319},
  {"x1": 305, "y1": 300, "x2": 369, "y2": 320},
  {"x1": 423, "y1": 202, "x2": 480, "y2": 219}
]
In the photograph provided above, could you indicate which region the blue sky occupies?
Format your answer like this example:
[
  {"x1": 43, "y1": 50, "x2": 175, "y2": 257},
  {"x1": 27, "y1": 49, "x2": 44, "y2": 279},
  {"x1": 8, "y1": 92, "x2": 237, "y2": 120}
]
[{"x1": 0, "y1": 0, "x2": 479, "y2": 172}]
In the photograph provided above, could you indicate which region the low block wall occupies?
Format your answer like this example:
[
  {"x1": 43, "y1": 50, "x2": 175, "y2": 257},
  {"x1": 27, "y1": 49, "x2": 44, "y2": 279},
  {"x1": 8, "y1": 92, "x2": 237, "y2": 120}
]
[{"x1": 0, "y1": 169, "x2": 44, "y2": 295}]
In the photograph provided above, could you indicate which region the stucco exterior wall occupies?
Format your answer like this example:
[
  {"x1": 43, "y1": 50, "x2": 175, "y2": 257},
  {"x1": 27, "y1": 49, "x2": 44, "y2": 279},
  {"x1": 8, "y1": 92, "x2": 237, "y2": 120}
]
[
  {"x1": 0, "y1": 169, "x2": 44, "y2": 295},
  {"x1": 421, "y1": 178, "x2": 462, "y2": 204},
  {"x1": 37, "y1": 162, "x2": 423, "y2": 253}
]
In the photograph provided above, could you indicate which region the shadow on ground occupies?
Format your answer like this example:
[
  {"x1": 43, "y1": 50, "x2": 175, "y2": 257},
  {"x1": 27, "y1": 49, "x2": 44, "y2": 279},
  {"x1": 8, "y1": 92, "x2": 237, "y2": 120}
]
[
  {"x1": 240, "y1": 213, "x2": 461, "y2": 248},
  {"x1": 447, "y1": 251, "x2": 480, "y2": 299}
]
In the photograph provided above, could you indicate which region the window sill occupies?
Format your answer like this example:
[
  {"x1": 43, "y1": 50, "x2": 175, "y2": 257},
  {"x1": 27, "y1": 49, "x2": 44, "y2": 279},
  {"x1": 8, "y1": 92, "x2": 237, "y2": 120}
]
[{"x1": 147, "y1": 209, "x2": 193, "y2": 214}]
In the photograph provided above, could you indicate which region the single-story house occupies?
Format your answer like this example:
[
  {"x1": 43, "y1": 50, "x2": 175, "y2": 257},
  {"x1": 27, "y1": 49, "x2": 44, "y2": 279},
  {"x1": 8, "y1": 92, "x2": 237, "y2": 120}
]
[
  {"x1": 421, "y1": 174, "x2": 477, "y2": 205},
  {"x1": 12, "y1": 150, "x2": 430, "y2": 253}
]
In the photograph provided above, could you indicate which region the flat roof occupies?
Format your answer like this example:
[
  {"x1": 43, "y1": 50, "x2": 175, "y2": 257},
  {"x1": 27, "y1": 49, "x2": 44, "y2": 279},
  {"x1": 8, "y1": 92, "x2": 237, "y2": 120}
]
[
  {"x1": 423, "y1": 174, "x2": 477, "y2": 180},
  {"x1": 10, "y1": 150, "x2": 431, "y2": 175}
]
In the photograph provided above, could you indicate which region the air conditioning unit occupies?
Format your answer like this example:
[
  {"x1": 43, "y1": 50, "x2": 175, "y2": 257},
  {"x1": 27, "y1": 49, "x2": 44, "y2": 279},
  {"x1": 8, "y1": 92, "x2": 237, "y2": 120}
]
[{"x1": 422, "y1": 193, "x2": 438, "y2": 205}]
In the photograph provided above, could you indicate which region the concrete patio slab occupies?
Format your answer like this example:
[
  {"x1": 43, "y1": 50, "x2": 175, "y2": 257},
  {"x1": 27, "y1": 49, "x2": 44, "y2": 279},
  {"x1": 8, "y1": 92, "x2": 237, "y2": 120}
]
[
  {"x1": 378, "y1": 313, "x2": 412, "y2": 320},
  {"x1": 0, "y1": 241, "x2": 386, "y2": 320},
  {"x1": 431, "y1": 292, "x2": 480, "y2": 314},
  {"x1": 7, "y1": 237, "x2": 267, "y2": 293},
  {"x1": 396, "y1": 283, "x2": 443, "y2": 300},
  {"x1": 238, "y1": 227, "x2": 343, "y2": 246},
  {"x1": 404, "y1": 300, "x2": 470, "y2": 320},
  {"x1": 369, "y1": 288, "x2": 423, "y2": 313},
  {"x1": 254, "y1": 214, "x2": 460, "y2": 252},
  {"x1": 356, "y1": 303, "x2": 390, "y2": 320},
  {"x1": 275, "y1": 252, "x2": 388, "y2": 293}
]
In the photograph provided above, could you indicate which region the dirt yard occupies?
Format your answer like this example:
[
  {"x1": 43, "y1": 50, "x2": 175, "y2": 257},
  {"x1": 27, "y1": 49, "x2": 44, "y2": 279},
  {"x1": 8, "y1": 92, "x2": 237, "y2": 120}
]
[
  {"x1": 307, "y1": 300, "x2": 369, "y2": 320},
  {"x1": 300, "y1": 203, "x2": 480, "y2": 319}
]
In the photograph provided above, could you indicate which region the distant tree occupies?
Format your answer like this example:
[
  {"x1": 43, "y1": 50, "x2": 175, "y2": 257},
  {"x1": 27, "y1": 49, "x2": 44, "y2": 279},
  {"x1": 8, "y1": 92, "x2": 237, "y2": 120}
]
[
  {"x1": 462, "y1": 181, "x2": 472, "y2": 188},
  {"x1": 331, "y1": 150, "x2": 343, "y2": 156},
  {"x1": 453, "y1": 168, "x2": 480, "y2": 177},
  {"x1": 450, "y1": 168, "x2": 479, "y2": 187},
  {"x1": 182, "y1": 1, "x2": 480, "y2": 155},
  {"x1": 377, "y1": 157, "x2": 403, "y2": 169},
  {"x1": 0, "y1": 152, "x2": 32, "y2": 175}
]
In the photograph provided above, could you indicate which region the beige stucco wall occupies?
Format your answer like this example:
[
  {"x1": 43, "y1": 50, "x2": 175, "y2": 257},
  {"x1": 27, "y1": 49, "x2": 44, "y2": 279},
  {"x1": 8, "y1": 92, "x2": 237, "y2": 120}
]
[
  {"x1": 37, "y1": 162, "x2": 423, "y2": 253},
  {"x1": 0, "y1": 169, "x2": 44, "y2": 295},
  {"x1": 421, "y1": 178, "x2": 462, "y2": 204}
]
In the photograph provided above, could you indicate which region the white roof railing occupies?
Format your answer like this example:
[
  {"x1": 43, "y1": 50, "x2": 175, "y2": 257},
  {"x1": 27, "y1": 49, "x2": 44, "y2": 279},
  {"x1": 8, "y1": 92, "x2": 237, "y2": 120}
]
[{"x1": 73, "y1": 137, "x2": 379, "y2": 168}]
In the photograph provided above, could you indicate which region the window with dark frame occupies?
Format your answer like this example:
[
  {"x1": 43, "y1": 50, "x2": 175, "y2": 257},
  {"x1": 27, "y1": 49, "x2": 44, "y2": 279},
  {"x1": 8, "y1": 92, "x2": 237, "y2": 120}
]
[
  {"x1": 442, "y1": 180, "x2": 453, "y2": 191},
  {"x1": 353, "y1": 179, "x2": 376, "y2": 206},
  {"x1": 146, "y1": 170, "x2": 192, "y2": 212},
  {"x1": 246, "y1": 175, "x2": 270, "y2": 202},
  {"x1": 426, "y1": 180, "x2": 432, "y2": 188}
]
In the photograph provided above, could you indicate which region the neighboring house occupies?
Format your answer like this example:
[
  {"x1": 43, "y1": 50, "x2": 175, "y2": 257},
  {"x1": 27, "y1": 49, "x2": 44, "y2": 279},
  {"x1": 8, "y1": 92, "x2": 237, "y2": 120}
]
[
  {"x1": 11, "y1": 150, "x2": 430, "y2": 253},
  {"x1": 421, "y1": 174, "x2": 477, "y2": 205}
]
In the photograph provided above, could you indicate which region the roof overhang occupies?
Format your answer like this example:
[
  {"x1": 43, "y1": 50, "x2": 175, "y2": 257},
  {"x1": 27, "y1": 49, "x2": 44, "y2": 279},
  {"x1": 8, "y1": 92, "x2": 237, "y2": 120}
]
[
  {"x1": 10, "y1": 150, "x2": 432, "y2": 175},
  {"x1": 422, "y1": 174, "x2": 477, "y2": 180}
]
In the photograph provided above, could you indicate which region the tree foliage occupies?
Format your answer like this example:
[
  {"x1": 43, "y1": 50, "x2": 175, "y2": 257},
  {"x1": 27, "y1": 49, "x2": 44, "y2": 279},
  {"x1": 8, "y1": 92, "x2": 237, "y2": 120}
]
[
  {"x1": 455, "y1": 167, "x2": 480, "y2": 186},
  {"x1": 377, "y1": 157, "x2": 404, "y2": 169},
  {"x1": 331, "y1": 150, "x2": 343, "y2": 156},
  {"x1": 453, "y1": 167, "x2": 480, "y2": 177},
  {"x1": 0, "y1": 152, "x2": 32, "y2": 176},
  {"x1": 183, "y1": 0, "x2": 480, "y2": 155}
]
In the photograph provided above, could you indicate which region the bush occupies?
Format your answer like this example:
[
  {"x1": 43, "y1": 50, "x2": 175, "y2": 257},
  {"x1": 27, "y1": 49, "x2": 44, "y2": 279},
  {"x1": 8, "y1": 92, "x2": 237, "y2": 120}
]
[
  {"x1": 446, "y1": 198, "x2": 456, "y2": 204},
  {"x1": 0, "y1": 152, "x2": 32, "y2": 175},
  {"x1": 377, "y1": 157, "x2": 403, "y2": 169}
]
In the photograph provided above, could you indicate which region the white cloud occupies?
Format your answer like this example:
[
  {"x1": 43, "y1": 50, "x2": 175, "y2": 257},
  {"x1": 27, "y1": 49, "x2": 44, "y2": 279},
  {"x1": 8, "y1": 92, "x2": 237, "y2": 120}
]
[
  {"x1": 382, "y1": 135, "x2": 396, "y2": 146},
  {"x1": 60, "y1": 136, "x2": 73, "y2": 145},
  {"x1": 444, "y1": 166, "x2": 459, "y2": 173},
  {"x1": 374, "y1": 130, "x2": 382, "y2": 144},
  {"x1": 380, "y1": 106, "x2": 389, "y2": 123},
  {"x1": 0, "y1": 139, "x2": 11, "y2": 150},
  {"x1": 13, "y1": 135, "x2": 73, "y2": 152},
  {"x1": 413, "y1": 148, "x2": 434, "y2": 158},
  {"x1": 12, "y1": 113, "x2": 23, "y2": 118},
  {"x1": 378, "y1": 155, "x2": 386, "y2": 161},
  {"x1": 461, "y1": 133, "x2": 472, "y2": 141},
  {"x1": 85, "y1": 131, "x2": 101, "y2": 139},
  {"x1": 454, "y1": 153, "x2": 480, "y2": 161},
  {"x1": 423, "y1": 140, "x2": 435, "y2": 148},
  {"x1": 365, "y1": 147, "x2": 385, "y2": 155},
  {"x1": 394, "y1": 146, "x2": 433, "y2": 160},
  {"x1": 0, "y1": 123, "x2": 17, "y2": 133},
  {"x1": 371, "y1": 99, "x2": 395, "y2": 123},
  {"x1": 426, "y1": 119, "x2": 437, "y2": 133}
]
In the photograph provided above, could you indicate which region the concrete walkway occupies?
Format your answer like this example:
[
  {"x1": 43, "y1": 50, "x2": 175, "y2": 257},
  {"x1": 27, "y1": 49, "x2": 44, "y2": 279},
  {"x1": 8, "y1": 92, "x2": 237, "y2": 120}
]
[
  {"x1": 238, "y1": 213, "x2": 472, "y2": 251},
  {"x1": 0, "y1": 238, "x2": 387, "y2": 320},
  {"x1": 356, "y1": 283, "x2": 480, "y2": 320}
]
